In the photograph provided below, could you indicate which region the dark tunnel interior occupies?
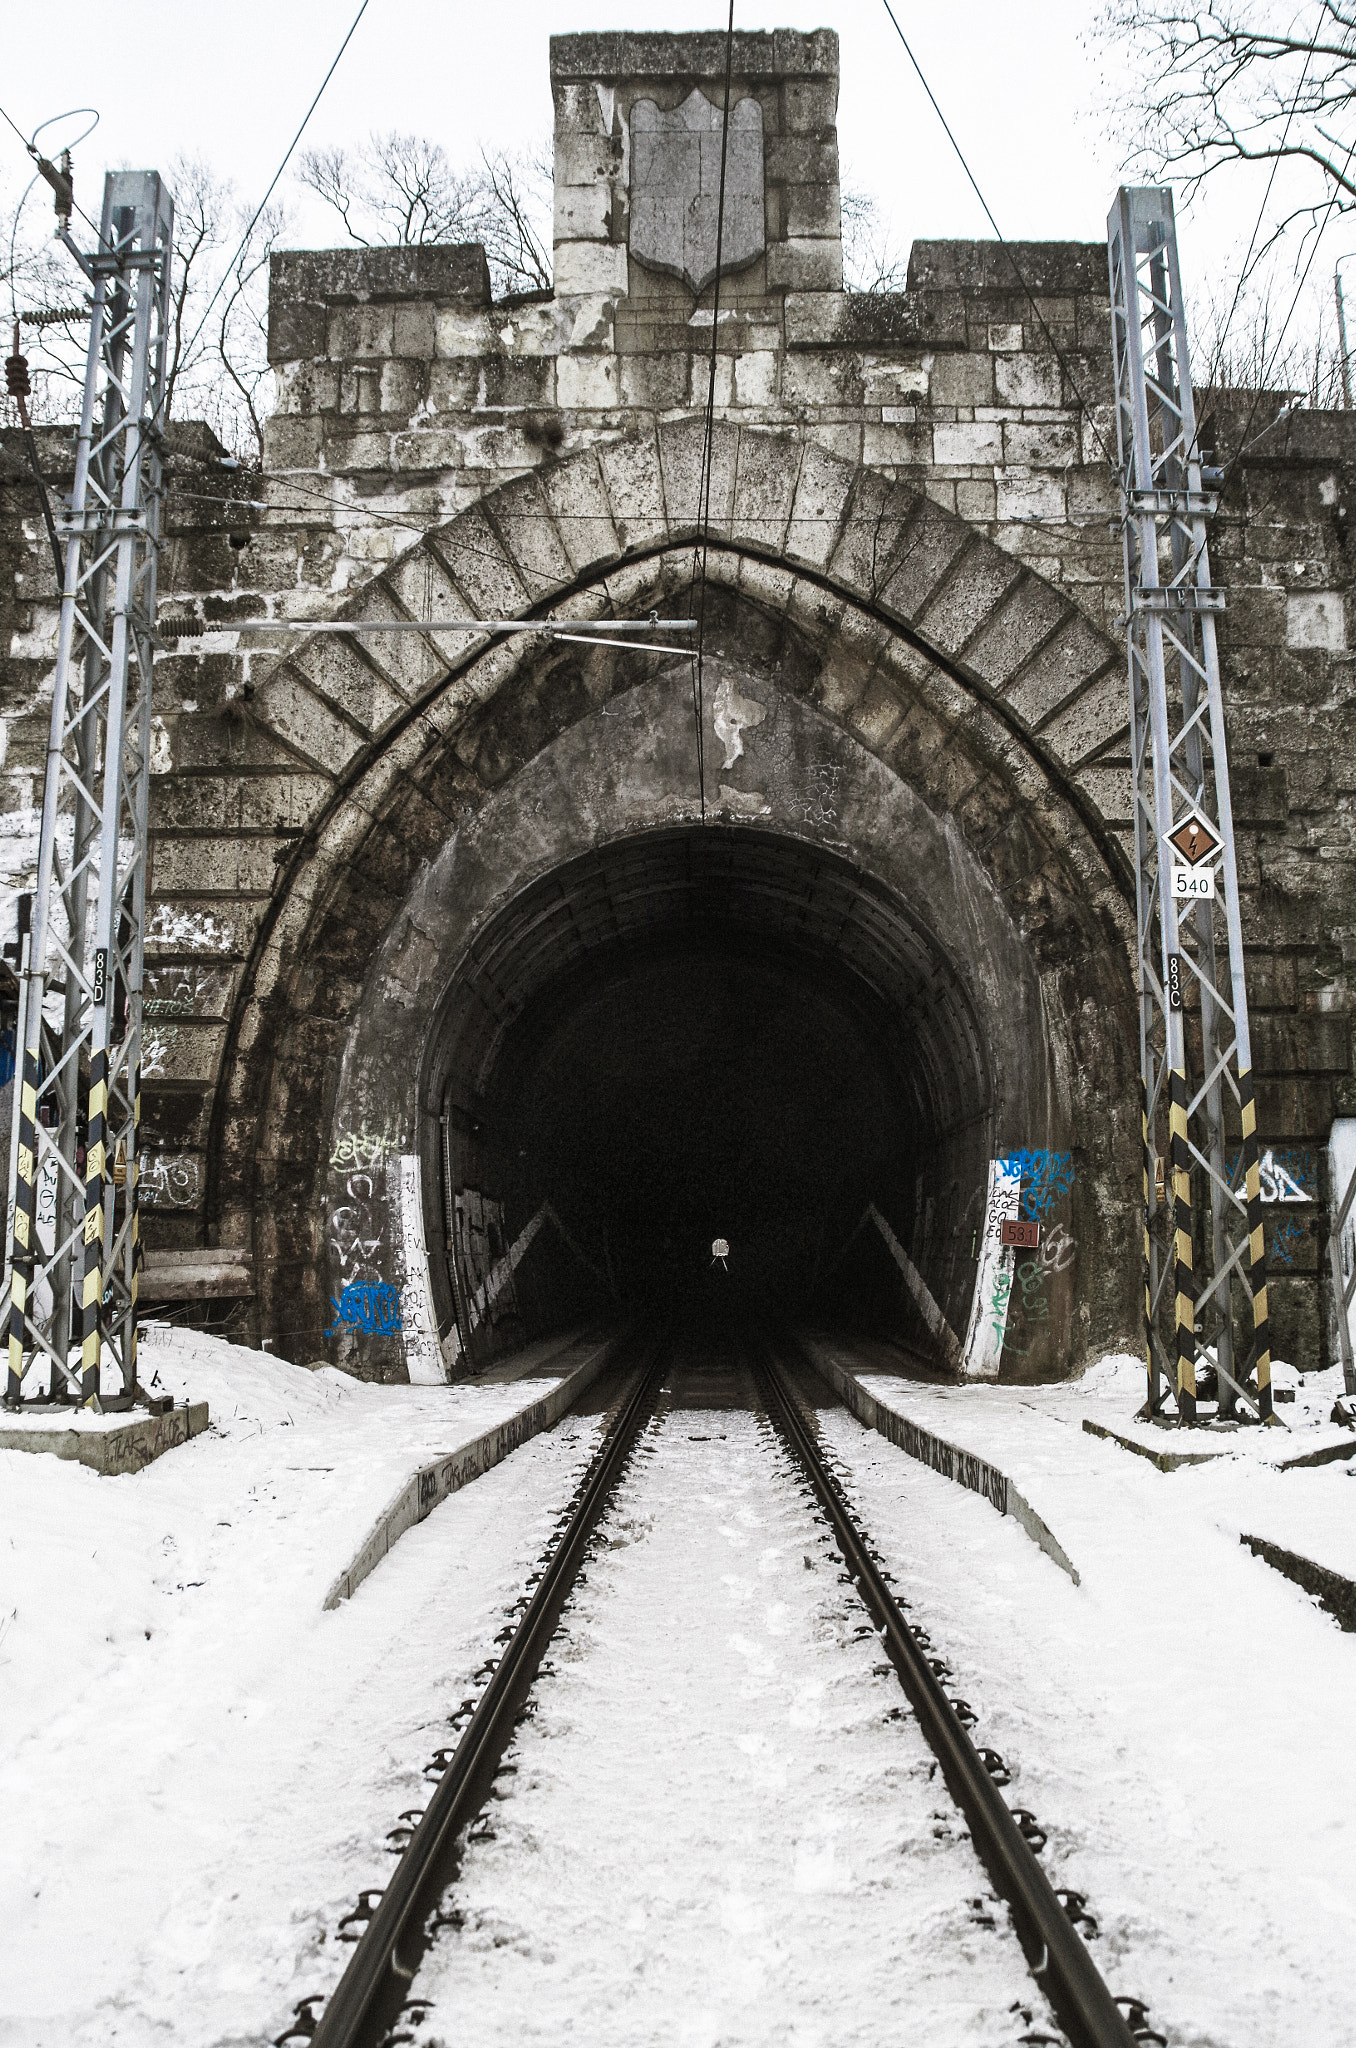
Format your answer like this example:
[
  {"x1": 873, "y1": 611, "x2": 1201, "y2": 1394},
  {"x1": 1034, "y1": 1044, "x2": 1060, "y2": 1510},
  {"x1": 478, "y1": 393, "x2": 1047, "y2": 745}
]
[{"x1": 431, "y1": 827, "x2": 994, "y2": 1362}]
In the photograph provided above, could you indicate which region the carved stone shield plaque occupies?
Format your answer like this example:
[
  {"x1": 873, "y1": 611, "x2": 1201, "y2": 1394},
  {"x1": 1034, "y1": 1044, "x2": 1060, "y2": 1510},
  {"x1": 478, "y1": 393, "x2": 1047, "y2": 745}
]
[{"x1": 629, "y1": 89, "x2": 765, "y2": 293}]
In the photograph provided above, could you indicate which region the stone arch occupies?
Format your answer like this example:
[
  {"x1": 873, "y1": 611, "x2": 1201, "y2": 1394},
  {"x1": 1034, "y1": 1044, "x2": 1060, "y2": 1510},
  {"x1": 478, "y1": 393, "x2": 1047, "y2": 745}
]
[{"x1": 170, "y1": 423, "x2": 1139, "y2": 1373}]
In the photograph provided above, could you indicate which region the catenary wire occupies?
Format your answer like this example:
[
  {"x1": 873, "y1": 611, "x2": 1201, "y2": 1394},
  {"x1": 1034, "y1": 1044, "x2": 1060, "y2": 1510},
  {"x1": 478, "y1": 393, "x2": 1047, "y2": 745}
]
[
  {"x1": 1206, "y1": 29, "x2": 1321, "y2": 387},
  {"x1": 1223, "y1": 118, "x2": 1356, "y2": 479},
  {"x1": 878, "y1": 0, "x2": 1118, "y2": 474},
  {"x1": 155, "y1": 0, "x2": 374, "y2": 416},
  {"x1": 689, "y1": 0, "x2": 739, "y2": 824}
]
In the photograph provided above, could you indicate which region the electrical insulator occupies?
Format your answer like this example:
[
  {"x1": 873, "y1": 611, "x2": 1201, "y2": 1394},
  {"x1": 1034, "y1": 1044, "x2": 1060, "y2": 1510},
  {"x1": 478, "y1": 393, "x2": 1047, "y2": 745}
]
[{"x1": 6, "y1": 324, "x2": 30, "y2": 401}]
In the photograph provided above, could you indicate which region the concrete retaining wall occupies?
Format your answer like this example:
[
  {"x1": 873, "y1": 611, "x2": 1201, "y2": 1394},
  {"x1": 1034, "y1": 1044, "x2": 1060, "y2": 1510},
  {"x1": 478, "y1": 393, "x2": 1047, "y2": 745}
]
[
  {"x1": 794, "y1": 1333, "x2": 1079, "y2": 1583},
  {"x1": 321, "y1": 1331, "x2": 622, "y2": 1608}
]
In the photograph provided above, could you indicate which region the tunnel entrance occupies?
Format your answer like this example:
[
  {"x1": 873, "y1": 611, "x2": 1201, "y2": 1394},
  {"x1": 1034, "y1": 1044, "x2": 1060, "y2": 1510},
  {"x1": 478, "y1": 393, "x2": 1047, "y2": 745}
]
[{"x1": 431, "y1": 826, "x2": 996, "y2": 1367}]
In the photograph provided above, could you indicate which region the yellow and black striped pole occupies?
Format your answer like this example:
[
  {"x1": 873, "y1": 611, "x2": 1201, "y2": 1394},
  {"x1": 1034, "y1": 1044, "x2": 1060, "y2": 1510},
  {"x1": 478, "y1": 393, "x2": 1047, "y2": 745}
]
[
  {"x1": 5, "y1": 1047, "x2": 41, "y2": 1405},
  {"x1": 77, "y1": 1046, "x2": 108, "y2": 1406},
  {"x1": 1239, "y1": 1071, "x2": 1272, "y2": 1422},
  {"x1": 1169, "y1": 1064, "x2": 1196, "y2": 1423},
  {"x1": 126, "y1": 1063, "x2": 142, "y2": 1387},
  {"x1": 1141, "y1": 1076, "x2": 1156, "y2": 1405}
]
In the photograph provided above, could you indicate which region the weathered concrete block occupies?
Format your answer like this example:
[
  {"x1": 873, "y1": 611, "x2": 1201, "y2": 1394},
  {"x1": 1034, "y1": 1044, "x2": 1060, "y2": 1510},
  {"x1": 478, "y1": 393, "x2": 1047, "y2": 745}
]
[
  {"x1": 930, "y1": 353, "x2": 996, "y2": 408},
  {"x1": 783, "y1": 291, "x2": 849, "y2": 345},
  {"x1": 434, "y1": 503, "x2": 532, "y2": 617},
  {"x1": 963, "y1": 575, "x2": 1068, "y2": 689},
  {"x1": 253, "y1": 669, "x2": 365, "y2": 772},
  {"x1": 784, "y1": 437, "x2": 855, "y2": 568},
  {"x1": 915, "y1": 539, "x2": 1023, "y2": 658},
  {"x1": 554, "y1": 240, "x2": 628, "y2": 296},
  {"x1": 878, "y1": 495, "x2": 970, "y2": 621},
  {"x1": 597, "y1": 433, "x2": 669, "y2": 552},
  {"x1": 392, "y1": 304, "x2": 438, "y2": 359},
  {"x1": 733, "y1": 351, "x2": 779, "y2": 406},
  {"x1": 557, "y1": 352, "x2": 621, "y2": 409},
  {"x1": 995, "y1": 354, "x2": 1063, "y2": 408},
  {"x1": 1038, "y1": 672, "x2": 1128, "y2": 763},
  {"x1": 997, "y1": 473, "x2": 1065, "y2": 522},
  {"x1": 0, "y1": 1402, "x2": 210, "y2": 1475},
  {"x1": 731, "y1": 426, "x2": 802, "y2": 549},
  {"x1": 782, "y1": 79, "x2": 839, "y2": 133},
  {"x1": 658, "y1": 414, "x2": 739, "y2": 538},
  {"x1": 261, "y1": 415, "x2": 324, "y2": 470},
  {"x1": 619, "y1": 351, "x2": 689, "y2": 410},
  {"x1": 933, "y1": 420, "x2": 1003, "y2": 466},
  {"x1": 766, "y1": 237, "x2": 844, "y2": 292},
  {"x1": 1004, "y1": 419, "x2": 1079, "y2": 467},
  {"x1": 540, "y1": 449, "x2": 619, "y2": 572},
  {"x1": 484, "y1": 469, "x2": 575, "y2": 598},
  {"x1": 785, "y1": 182, "x2": 841, "y2": 239},
  {"x1": 555, "y1": 181, "x2": 613, "y2": 243}
]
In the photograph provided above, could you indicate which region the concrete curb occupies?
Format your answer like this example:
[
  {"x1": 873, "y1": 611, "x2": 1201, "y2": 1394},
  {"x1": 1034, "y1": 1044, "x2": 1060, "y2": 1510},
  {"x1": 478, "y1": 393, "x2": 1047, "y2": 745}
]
[
  {"x1": 795, "y1": 1334, "x2": 1080, "y2": 1585},
  {"x1": 0, "y1": 1401, "x2": 210, "y2": 1475},
  {"x1": 1081, "y1": 1416, "x2": 1224, "y2": 1471},
  {"x1": 321, "y1": 1331, "x2": 623, "y2": 1610},
  {"x1": 1240, "y1": 1533, "x2": 1356, "y2": 1632}
]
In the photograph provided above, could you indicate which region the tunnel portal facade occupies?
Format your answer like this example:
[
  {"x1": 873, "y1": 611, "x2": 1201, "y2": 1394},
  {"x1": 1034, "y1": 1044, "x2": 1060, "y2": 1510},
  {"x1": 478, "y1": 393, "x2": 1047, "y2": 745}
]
[{"x1": 6, "y1": 29, "x2": 1350, "y2": 1382}]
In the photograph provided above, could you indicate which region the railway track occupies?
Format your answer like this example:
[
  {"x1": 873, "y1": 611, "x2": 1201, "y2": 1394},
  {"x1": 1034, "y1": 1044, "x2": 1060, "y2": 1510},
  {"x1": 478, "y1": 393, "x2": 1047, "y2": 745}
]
[{"x1": 283, "y1": 1328, "x2": 1162, "y2": 2048}]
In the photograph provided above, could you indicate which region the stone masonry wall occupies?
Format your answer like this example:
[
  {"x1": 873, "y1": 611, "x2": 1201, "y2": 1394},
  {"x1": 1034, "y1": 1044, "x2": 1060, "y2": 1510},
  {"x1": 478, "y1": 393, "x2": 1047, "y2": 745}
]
[{"x1": 0, "y1": 27, "x2": 1352, "y2": 1368}]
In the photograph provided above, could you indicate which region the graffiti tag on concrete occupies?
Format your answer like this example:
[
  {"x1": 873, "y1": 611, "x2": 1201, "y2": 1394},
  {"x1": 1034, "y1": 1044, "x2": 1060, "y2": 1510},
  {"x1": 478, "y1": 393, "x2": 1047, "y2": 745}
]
[
  {"x1": 141, "y1": 1152, "x2": 200, "y2": 1209},
  {"x1": 1003, "y1": 1149, "x2": 1075, "y2": 1221},
  {"x1": 326, "y1": 1281, "x2": 402, "y2": 1336},
  {"x1": 330, "y1": 1121, "x2": 401, "y2": 1171}
]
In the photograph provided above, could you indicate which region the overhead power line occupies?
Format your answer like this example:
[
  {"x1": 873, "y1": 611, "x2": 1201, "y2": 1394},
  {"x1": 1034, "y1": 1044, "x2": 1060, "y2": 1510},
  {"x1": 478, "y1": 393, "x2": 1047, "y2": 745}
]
[
  {"x1": 689, "y1": 0, "x2": 739, "y2": 824},
  {"x1": 166, "y1": 0, "x2": 375, "y2": 394},
  {"x1": 878, "y1": 0, "x2": 1117, "y2": 473}
]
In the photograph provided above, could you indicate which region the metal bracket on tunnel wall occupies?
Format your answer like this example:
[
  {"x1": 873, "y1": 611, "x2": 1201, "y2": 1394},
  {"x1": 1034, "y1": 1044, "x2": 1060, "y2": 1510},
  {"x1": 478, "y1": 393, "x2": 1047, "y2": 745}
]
[{"x1": 863, "y1": 1205, "x2": 963, "y2": 1373}]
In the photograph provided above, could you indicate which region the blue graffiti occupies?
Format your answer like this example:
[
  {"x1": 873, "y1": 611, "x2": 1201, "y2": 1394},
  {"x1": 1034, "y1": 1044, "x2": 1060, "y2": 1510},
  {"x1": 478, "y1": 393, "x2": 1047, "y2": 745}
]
[
  {"x1": 1003, "y1": 1150, "x2": 1075, "y2": 1221},
  {"x1": 326, "y1": 1281, "x2": 402, "y2": 1337},
  {"x1": 1268, "y1": 1217, "x2": 1307, "y2": 1268}
]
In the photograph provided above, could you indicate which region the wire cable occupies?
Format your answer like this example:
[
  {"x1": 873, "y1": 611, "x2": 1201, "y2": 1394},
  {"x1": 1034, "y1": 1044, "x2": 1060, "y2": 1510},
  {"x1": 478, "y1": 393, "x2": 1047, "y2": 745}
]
[
  {"x1": 878, "y1": 0, "x2": 1117, "y2": 473},
  {"x1": 689, "y1": 0, "x2": 738, "y2": 823},
  {"x1": 163, "y1": 0, "x2": 374, "y2": 409},
  {"x1": 1224, "y1": 119, "x2": 1356, "y2": 478},
  {"x1": 1206, "y1": 31, "x2": 1320, "y2": 385}
]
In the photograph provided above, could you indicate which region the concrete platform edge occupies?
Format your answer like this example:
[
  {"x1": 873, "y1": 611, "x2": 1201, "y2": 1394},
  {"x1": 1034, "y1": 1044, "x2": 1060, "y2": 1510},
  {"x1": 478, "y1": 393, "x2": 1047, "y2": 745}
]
[
  {"x1": 0, "y1": 1401, "x2": 210, "y2": 1475},
  {"x1": 1240, "y1": 1532, "x2": 1356, "y2": 1632},
  {"x1": 794, "y1": 1334, "x2": 1080, "y2": 1585},
  {"x1": 321, "y1": 1330, "x2": 626, "y2": 1610}
]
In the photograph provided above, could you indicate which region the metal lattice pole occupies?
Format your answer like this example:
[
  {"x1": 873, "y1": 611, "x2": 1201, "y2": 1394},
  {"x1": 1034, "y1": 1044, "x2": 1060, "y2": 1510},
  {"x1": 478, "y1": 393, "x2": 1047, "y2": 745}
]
[
  {"x1": 4, "y1": 171, "x2": 172, "y2": 1411},
  {"x1": 1107, "y1": 185, "x2": 1273, "y2": 1427}
]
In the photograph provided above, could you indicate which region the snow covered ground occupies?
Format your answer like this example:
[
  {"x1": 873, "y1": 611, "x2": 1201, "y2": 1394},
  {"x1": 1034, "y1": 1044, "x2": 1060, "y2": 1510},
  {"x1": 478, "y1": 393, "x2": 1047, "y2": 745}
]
[
  {"x1": 1, "y1": 1327, "x2": 1352, "y2": 2047},
  {"x1": 0, "y1": 1330, "x2": 606, "y2": 2047},
  {"x1": 410, "y1": 1367, "x2": 1052, "y2": 2048},
  {"x1": 816, "y1": 1346, "x2": 1356, "y2": 2048}
]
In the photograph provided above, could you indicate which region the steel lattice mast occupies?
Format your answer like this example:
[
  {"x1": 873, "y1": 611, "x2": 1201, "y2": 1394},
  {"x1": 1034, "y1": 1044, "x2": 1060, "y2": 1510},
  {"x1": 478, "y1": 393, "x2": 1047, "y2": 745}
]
[
  {"x1": 1107, "y1": 185, "x2": 1272, "y2": 1426},
  {"x1": 4, "y1": 171, "x2": 173, "y2": 1411}
]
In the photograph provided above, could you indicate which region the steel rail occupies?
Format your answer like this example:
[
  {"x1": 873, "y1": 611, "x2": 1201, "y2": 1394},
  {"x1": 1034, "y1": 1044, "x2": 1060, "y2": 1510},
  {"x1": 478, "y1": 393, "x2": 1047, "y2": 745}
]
[
  {"x1": 308, "y1": 1331, "x2": 666, "y2": 2048},
  {"x1": 756, "y1": 1339, "x2": 1141, "y2": 2048}
]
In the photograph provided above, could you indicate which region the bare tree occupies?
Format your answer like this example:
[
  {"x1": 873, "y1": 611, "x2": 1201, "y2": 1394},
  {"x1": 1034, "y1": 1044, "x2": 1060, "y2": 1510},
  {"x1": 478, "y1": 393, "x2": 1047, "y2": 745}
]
[
  {"x1": 473, "y1": 148, "x2": 553, "y2": 296},
  {"x1": 298, "y1": 133, "x2": 552, "y2": 297},
  {"x1": 841, "y1": 185, "x2": 910, "y2": 295},
  {"x1": 1, "y1": 167, "x2": 89, "y2": 423},
  {"x1": 160, "y1": 156, "x2": 285, "y2": 462},
  {"x1": 1097, "y1": 4, "x2": 1356, "y2": 243},
  {"x1": 1095, "y1": 3, "x2": 1356, "y2": 409},
  {"x1": 297, "y1": 133, "x2": 480, "y2": 248},
  {"x1": 3, "y1": 155, "x2": 283, "y2": 460}
]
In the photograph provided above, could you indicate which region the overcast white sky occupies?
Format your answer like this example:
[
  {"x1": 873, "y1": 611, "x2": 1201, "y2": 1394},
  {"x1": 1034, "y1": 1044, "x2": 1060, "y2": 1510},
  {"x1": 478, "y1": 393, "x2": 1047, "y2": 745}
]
[{"x1": 3, "y1": 1, "x2": 1349, "y2": 355}]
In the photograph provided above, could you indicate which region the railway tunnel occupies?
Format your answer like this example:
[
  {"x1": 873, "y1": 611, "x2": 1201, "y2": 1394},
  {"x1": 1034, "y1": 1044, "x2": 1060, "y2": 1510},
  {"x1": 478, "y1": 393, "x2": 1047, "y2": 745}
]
[{"x1": 229, "y1": 546, "x2": 1142, "y2": 1387}]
